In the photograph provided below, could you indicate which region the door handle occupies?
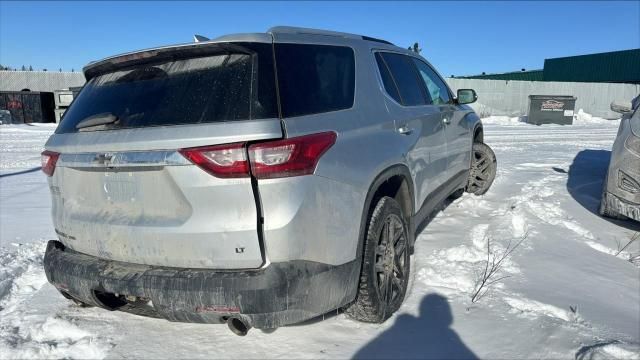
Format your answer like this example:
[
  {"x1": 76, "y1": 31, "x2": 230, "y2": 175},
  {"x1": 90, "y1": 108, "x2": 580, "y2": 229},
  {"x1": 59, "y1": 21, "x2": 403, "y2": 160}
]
[
  {"x1": 397, "y1": 125, "x2": 413, "y2": 135},
  {"x1": 442, "y1": 117, "x2": 451, "y2": 125}
]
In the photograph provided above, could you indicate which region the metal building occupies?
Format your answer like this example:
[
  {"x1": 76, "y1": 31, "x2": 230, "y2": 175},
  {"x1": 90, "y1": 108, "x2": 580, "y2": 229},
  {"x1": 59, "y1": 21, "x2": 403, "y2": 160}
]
[
  {"x1": 457, "y1": 48, "x2": 640, "y2": 84},
  {"x1": 0, "y1": 71, "x2": 86, "y2": 92},
  {"x1": 543, "y1": 49, "x2": 640, "y2": 84}
]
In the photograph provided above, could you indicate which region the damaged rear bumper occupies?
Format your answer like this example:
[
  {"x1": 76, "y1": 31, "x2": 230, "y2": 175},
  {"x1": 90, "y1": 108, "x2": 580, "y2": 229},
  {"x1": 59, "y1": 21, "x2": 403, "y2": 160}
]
[
  {"x1": 43, "y1": 240, "x2": 358, "y2": 329},
  {"x1": 603, "y1": 192, "x2": 640, "y2": 222}
]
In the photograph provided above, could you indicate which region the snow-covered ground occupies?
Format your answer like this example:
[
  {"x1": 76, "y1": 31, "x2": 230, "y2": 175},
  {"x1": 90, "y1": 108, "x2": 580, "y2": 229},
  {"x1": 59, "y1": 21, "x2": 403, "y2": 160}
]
[{"x1": 1, "y1": 117, "x2": 639, "y2": 359}]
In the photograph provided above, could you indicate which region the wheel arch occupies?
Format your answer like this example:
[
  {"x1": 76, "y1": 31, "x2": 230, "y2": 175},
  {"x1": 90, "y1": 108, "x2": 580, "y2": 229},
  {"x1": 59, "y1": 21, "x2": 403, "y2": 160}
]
[
  {"x1": 345, "y1": 164, "x2": 415, "y2": 307},
  {"x1": 473, "y1": 123, "x2": 484, "y2": 143},
  {"x1": 356, "y1": 164, "x2": 415, "y2": 260},
  {"x1": 362, "y1": 165, "x2": 414, "y2": 226}
]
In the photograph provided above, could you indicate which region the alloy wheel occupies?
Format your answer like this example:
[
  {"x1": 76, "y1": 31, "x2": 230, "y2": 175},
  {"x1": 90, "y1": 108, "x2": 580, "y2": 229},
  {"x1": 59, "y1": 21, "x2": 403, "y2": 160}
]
[{"x1": 374, "y1": 214, "x2": 408, "y2": 311}]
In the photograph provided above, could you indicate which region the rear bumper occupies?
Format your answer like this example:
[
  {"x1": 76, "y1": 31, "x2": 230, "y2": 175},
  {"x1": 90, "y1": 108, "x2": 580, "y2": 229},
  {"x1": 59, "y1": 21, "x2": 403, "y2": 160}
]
[
  {"x1": 603, "y1": 192, "x2": 640, "y2": 222},
  {"x1": 43, "y1": 240, "x2": 358, "y2": 328}
]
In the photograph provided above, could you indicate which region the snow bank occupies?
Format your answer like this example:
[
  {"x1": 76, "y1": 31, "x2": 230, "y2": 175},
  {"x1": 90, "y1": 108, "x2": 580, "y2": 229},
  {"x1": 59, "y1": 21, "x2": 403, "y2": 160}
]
[
  {"x1": 574, "y1": 109, "x2": 620, "y2": 125},
  {"x1": 3, "y1": 316, "x2": 110, "y2": 360},
  {"x1": 480, "y1": 115, "x2": 528, "y2": 125},
  {"x1": 0, "y1": 243, "x2": 44, "y2": 303},
  {"x1": 480, "y1": 109, "x2": 620, "y2": 126}
]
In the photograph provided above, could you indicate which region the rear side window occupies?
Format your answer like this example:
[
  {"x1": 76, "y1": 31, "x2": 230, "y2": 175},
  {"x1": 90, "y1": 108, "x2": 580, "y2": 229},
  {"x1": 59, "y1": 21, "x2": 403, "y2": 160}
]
[
  {"x1": 56, "y1": 42, "x2": 277, "y2": 133},
  {"x1": 412, "y1": 58, "x2": 451, "y2": 105},
  {"x1": 275, "y1": 44, "x2": 355, "y2": 118},
  {"x1": 379, "y1": 53, "x2": 426, "y2": 106},
  {"x1": 375, "y1": 53, "x2": 401, "y2": 104}
]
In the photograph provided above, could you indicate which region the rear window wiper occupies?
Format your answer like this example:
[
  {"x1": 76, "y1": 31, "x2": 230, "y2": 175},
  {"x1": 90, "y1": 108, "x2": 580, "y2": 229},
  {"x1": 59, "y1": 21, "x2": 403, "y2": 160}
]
[{"x1": 75, "y1": 113, "x2": 119, "y2": 130}]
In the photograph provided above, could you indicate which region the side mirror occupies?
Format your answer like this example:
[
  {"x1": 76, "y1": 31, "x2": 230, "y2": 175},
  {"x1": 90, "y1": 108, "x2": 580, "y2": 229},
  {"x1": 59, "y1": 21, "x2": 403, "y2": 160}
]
[
  {"x1": 611, "y1": 101, "x2": 633, "y2": 114},
  {"x1": 457, "y1": 89, "x2": 477, "y2": 105}
]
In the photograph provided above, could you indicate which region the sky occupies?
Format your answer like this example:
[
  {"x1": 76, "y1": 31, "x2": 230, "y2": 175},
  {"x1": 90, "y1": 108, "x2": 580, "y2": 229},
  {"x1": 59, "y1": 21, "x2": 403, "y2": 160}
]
[{"x1": 0, "y1": 1, "x2": 639, "y2": 77}]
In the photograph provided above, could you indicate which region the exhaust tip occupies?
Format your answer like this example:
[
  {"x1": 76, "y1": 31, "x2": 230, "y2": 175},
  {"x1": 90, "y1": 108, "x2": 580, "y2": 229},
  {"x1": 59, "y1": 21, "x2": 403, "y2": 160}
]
[{"x1": 227, "y1": 317, "x2": 251, "y2": 336}]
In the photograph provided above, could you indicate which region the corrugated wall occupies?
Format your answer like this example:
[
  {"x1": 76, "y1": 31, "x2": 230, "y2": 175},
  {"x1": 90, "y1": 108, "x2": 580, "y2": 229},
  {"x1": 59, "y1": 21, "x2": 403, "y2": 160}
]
[
  {"x1": 543, "y1": 49, "x2": 640, "y2": 83},
  {"x1": 446, "y1": 78, "x2": 640, "y2": 119},
  {"x1": 0, "y1": 71, "x2": 86, "y2": 92}
]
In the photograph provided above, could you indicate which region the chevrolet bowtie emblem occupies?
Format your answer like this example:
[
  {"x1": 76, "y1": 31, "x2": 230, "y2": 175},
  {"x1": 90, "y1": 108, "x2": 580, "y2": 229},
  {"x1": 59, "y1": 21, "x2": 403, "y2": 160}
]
[{"x1": 94, "y1": 153, "x2": 114, "y2": 165}]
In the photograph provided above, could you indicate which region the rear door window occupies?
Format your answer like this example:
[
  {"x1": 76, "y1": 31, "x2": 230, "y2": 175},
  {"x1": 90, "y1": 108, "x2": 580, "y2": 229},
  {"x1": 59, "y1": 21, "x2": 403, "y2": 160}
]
[
  {"x1": 56, "y1": 42, "x2": 277, "y2": 133},
  {"x1": 379, "y1": 52, "x2": 427, "y2": 106},
  {"x1": 275, "y1": 44, "x2": 355, "y2": 118},
  {"x1": 412, "y1": 59, "x2": 451, "y2": 105},
  {"x1": 375, "y1": 53, "x2": 402, "y2": 104}
]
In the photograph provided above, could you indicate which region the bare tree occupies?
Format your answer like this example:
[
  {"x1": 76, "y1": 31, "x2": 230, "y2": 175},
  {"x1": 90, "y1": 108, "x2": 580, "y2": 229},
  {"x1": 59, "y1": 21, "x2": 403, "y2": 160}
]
[
  {"x1": 471, "y1": 233, "x2": 528, "y2": 303},
  {"x1": 615, "y1": 232, "x2": 639, "y2": 266},
  {"x1": 615, "y1": 232, "x2": 638, "y2": 256}
]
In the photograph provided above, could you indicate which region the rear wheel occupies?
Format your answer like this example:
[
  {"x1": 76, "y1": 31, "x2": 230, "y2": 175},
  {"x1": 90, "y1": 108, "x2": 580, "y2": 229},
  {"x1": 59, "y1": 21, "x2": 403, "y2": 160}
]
[
  {"x1": 467, "y1": 142, "x2": 497, "y2": 195},
  {"x1": 345, "y1": 197, "x2": 410, "y2": 323},
  {"x1": 449, "y1": 188, "x2": 465, "y2": 200}
]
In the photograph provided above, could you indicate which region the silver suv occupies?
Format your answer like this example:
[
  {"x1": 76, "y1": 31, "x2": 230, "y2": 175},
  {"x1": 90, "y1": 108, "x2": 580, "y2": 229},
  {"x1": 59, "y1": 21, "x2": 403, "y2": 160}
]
[
  {"x1": 600, "y1": 97, "x2": 640, "y2": 222},
  {"x1": 42, "y1": 27, "x2": 496, "y2": 335}
]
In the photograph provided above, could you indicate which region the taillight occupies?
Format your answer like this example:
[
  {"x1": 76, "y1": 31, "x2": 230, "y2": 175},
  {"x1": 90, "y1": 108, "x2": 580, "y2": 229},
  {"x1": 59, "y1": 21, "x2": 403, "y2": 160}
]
[
  {"x1": 179, "y1": 143, "x2": 249, "y2": 178},
  {"x1": 179, "y1": 132, "x2": 336, "y2": 179},
  {"x1": 41, "y1": 150, "x2": 60, "y2": 177},
  {"x1": 248, "y1": 132, "x2": 336, "y2": 179}
]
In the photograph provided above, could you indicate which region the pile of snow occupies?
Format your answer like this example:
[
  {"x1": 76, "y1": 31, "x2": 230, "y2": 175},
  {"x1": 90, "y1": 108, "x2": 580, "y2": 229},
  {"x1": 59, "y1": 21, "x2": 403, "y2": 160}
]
[
  {"x1": 481, "y1": 109, "x2": 620, "y2": 126},
  {"x1": 0, "y1": 242, "x2": 110, "y2": 359},
  {"x1": 574, "y1": 109, "x2": 620, "y2": 125},
  {"x1": 480, "y1": 115, "x2": 528, "y2": 125}
]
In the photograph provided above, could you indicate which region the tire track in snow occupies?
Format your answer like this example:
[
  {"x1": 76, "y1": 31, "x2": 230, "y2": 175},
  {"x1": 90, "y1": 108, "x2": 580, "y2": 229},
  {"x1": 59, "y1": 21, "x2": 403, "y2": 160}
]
[{"x1": 415, "y1": 195, "x2": 527, "y2": 297}]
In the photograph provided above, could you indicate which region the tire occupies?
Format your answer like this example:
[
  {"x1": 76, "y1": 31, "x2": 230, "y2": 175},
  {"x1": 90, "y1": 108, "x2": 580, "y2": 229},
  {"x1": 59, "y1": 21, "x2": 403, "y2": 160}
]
[
  {"x1": 449, "y1": 188, "x2": 465, "y2": 200},
  {"x1": 466, "y1": 142, "x2": 497, "y2": 195},
  {"x1": 345, "y1": 196, "x2": 410, "y2": 323}
]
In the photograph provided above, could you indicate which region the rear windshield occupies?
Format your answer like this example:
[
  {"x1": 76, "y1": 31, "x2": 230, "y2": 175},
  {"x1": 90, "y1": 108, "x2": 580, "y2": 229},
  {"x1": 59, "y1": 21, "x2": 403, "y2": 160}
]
[{"x1": 56, "y1": 42, "x2": 278, "y2": 133}]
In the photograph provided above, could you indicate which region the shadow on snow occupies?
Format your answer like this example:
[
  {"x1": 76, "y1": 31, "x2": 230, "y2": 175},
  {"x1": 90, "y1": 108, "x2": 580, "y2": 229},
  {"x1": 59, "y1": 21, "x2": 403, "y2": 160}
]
[
  {"x1": 566, "y1": 149, "x2": 639, "y2": 231},
  {"x1": 353, "y1": 294, "x2": 477, "y2": 359},
  {"x1": 0, "y1": 167, "x2": 42, "y2": 178}
]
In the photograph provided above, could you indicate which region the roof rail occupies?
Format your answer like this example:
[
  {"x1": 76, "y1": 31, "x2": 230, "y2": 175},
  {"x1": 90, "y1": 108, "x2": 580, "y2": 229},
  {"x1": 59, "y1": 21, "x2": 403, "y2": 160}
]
[
  {"x1": 361, "y1": 35, "x2": 394, "y2": 46},
  {"x1": 268, "y1": 26, "x2": 361, "y2": 39},
  {"x1": 268, "y1": 26, "x2": 394, "y2": 45}
]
